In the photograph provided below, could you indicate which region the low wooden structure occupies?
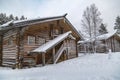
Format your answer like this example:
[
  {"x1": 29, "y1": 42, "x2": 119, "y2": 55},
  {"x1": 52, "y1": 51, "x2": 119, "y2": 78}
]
[
  {"x1": 78, "y1": 31, "x2": 120, "y2": 53},
  {"x1": 0, "y1": 14, "x2": 82, "y2": 68}
]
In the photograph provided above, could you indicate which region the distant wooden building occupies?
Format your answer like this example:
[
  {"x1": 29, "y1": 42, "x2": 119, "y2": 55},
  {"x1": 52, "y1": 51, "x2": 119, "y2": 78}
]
[
  {"x1": 78, "y1": 31, "x2": 120, "y2": 53},
  {"x1": 0, "y1": 14, "x2": 82, "y2": 68}
]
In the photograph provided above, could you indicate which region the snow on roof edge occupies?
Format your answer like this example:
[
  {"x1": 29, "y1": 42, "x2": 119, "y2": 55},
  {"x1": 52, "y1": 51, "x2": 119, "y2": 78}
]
[
  {"x1": 0, "y1": 14, "x2": 66, "y2": 28},
  {"x1": 78, "y1": 30, "x2": 118, "y2": 44},
  {"x1": 31, "y1": 31, "x2": 72, "y2": 53}
]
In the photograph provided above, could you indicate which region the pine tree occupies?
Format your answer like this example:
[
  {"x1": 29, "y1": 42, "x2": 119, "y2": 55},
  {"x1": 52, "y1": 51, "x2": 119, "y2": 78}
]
[
  {"x1": 99, "y1": 23, "x2": 108, "y2": 35},
  {"x1": 20, "y1": 15, "x2": 25, "y2": 20},
  {"x1": 114, "y1": 16, "x2": 120, "y2": 34},
  {"x1": 0, "y1": 13, "x2": 27, "y2": 25},
  {"x1": 9, "y1": 14, "x2": 14, "y2": 20},
  {"x1": 15, "y1": 16, "x2": 19, "y2": 20}
]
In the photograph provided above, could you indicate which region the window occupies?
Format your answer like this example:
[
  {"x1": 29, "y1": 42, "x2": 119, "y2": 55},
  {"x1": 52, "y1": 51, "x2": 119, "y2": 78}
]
[{"x1": 28, "y1": 36, "x2": 35, "y2": 45}]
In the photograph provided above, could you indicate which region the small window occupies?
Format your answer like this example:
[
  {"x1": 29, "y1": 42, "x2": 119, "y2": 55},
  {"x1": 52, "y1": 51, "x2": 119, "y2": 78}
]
[{"x1": 28, "y1": 36, "x2": 35, "y2": 45}]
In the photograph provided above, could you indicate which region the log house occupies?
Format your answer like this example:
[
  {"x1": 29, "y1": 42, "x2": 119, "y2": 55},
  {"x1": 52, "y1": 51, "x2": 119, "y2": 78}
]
[
  {"x1": 0, "y1": 14, "x2": 82, "y2": 68},
  {"x1": 78, "y1": 31, "x2": 120, "y2": 53}
]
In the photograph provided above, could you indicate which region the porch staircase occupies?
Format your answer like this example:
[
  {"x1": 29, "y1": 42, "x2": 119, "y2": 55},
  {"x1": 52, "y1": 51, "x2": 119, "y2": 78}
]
[
  {"x1": 54, "y1": 44, "x2": 67, "y2": 63},
  {"x1": 46, "y1": 44, "x2": 67, "y2": 64}
]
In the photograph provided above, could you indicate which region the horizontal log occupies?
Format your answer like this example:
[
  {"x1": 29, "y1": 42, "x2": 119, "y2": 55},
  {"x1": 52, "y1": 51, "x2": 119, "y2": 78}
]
[
  {"x1": 3, "y1": 47, "x2": 17, "y2": 50},
  {"x1": 24, "y1": 45, "x2": 40, "y2": 48},
  {"x1": 3, "y1": 49, "x2": 17, "y2": 52},
  {"x1": 2, "y1": 64, "x2": 14, "y2": 67},
  {"x1": 3, "y1": 53, "x2": 17, "y2": 56},
  {"x1": 3, "y1": 54, "x2": 16, "y2": 57},
  {"x1": 2, "y1": 63, "x2": 15, "y2": 68},
  {"x1": 3, "y1": 52, "x2": 17, "y2": 55},
  {"x1": 3, "y1": 62, "x2": 16, "y2": 65},
  {"x1": 3, "y1": 58, "x2": 16, "y2": 61},
  {"x1": 3, "y1": 56, "x2": 16, "y2": 59}
]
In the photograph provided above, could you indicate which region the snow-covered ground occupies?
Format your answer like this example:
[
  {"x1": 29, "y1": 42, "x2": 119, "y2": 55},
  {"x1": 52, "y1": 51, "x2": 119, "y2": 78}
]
[{"x1": 0, "y1": 52, "x2": 120, "y2": 80}]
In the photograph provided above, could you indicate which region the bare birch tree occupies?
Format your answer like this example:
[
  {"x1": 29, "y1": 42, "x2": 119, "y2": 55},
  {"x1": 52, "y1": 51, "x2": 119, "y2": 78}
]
[{"x1": 81, "y1": 4, "x2": 102, "y2": 53}]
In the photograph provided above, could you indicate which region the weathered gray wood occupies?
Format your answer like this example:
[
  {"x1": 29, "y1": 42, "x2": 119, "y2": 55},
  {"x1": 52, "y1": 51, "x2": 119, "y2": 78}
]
[
  {"x1": 75, "y1": 40, "x2": 78, "y2": 57},
  {"x1": 16, "y1": 27, "x2": 25, "y2": 69},
  {"x1": 113, "y1": 36, "x2": 116, "y2": 52},
  {"x1": 0, "y1": 34, "x2": 3, "y2": 66},
  {"x1": 52, "y1": 48, "x2": 55, "y2": 63},
  {"x1": 42, "y1": 53, "x2": 45, "y2": 66}
]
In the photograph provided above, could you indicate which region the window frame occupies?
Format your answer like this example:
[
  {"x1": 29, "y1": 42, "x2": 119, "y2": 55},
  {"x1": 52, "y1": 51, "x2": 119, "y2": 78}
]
[{"x1": 28, "y1": 36, "x2": 36, "y2": 45}]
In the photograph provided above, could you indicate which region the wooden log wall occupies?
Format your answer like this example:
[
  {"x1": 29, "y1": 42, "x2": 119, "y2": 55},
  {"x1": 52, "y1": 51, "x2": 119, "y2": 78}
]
[
  {"x1": 0, "y1": 34, "x2": 3, "y2": 66},
  {"x1": 68, "y1": 39, "x2": 77, "y2": 59},
  {"x1": 2, "y1": 29, "x2": 17, "y2": 67},
  {"x1": 2, "y1": 45, "x2": 17, "y2": 67},
  {"x1": 114, "y1": 38, "x2": 120, "y2": 52}
]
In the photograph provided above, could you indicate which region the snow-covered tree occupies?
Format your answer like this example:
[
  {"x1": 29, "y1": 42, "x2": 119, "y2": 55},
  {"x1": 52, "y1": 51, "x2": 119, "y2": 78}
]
[
  {"x1": 114, "y1": 16, "x2": 120, "y2": 34},
  {"x1": 15, "y1": 16, "x2": 19, "y2": 21},
  {"x1": 99, "y1": 23, "x2": 108, "y2": 35},
  {"x1": 20, "y1": 15, "x2": 26, "y2": 20},
  {"x1": 0, "y1": 13, "x2": 8, "y2": 25},
  {"x1": 0, "y1": 13, "x2": 27, "y2": 25},
  {"x1": 81, "y1": 4, "x2": 102, "y2": 53},
  {"x1": 9, "y1": 14, "x2": 14, "y2": 20}
]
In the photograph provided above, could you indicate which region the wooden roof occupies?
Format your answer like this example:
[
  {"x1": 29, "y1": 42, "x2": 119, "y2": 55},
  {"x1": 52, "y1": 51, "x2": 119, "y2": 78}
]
[{"x1": 0, "y1": 14, "x2": 82, "y2": 39}]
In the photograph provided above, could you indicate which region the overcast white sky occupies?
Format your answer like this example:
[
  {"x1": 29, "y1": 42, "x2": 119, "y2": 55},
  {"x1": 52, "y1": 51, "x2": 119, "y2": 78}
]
[{"x1": 0, "y1": 0, "x2": 120, "y2": 32}]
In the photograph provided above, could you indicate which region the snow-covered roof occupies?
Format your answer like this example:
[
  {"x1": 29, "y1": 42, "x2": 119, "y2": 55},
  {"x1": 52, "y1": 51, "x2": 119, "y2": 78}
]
[
  {"x1": 78, "y1": 30, "x2": 118, "y2": 44},
  {"x1": 97, "y1": 30, "x2": 117, "y2": 40},
  {"x1": 78, "y1": 38, "x2": 94, "y2": 44},
  {"x1": 0, "y1": 15, "x2": 64, "y2": 30},
  {"x1": 32, "y1": 31, "x2": 72, "y2": 53},
  {"x1": 0, "y1": 14, "x2": 82, "y2": 39},
  {"x1": 0, "y1": 20, "x2": 14, "y2": 30}
]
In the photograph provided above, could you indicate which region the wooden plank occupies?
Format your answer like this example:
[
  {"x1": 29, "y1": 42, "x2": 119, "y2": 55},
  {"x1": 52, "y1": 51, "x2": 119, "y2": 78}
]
[
  {"x1": 3, "y1": 46, "x2": 17, "y2": 49},
  {"x1": 52, "y1": 48, "x2": 55, "y2": 63},
  {"x1": 75, "y1": 40, "x2": 78, "y2": 57},
  {"x1": 42, "y1": 53, "x2": 45, "y2": 66},
  {"x1": 2, "y1": 62, "x2": 15, "y2": 65},
  {"x1": 3, "y1": 56, "x2": 16, "y2": 59},
  {"x1": 3, "y1": 50, "x2": 17, "y2": 52},
  {"x1": 2, "y1": 59, "x2": 16, "y2": 62},
  {"x1": 3, "y1": 52, "x2": 17, "y2": 55},
  {"x1": 3, "y1": 47, "x2": 17, "y2": 50},
  {"x1": 3, "y1": 55, "x2": 16, "y2": 57}
]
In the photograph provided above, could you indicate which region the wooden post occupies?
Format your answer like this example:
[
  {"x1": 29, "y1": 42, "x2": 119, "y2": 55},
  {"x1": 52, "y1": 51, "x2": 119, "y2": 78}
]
[
  {"x1": 42, "y1": 53, "x2": 45, "y2": 66},
  {"x1": 84, "y1": 44, "x2": 87, "y2": 54},
  {"x1": 0, "y1": 34, "x2": 3, "y2": 66},
  {"x1": 52, "y1": 48, "x2": 55, "y2": 64},
  {"x1": 113, "y1": 36, "x2": 116, "y2": 52},
  {"x1": 76, "y1": 40, "x2": 78, "y2": 57},
  {"x1": 110, "y1": 38, "x2": 113, "y2": 52}
]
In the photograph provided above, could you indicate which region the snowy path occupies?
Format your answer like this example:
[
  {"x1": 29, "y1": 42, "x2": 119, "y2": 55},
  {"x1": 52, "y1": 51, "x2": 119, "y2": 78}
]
[{"x1": 0, "y1": 53, "x2": 120, "y2": 80}]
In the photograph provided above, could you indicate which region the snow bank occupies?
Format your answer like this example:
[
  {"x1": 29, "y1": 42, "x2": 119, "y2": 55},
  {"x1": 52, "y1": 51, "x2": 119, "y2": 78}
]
[{"x1": 0, "y1": 52, "x2": 120, "y2": 80}]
